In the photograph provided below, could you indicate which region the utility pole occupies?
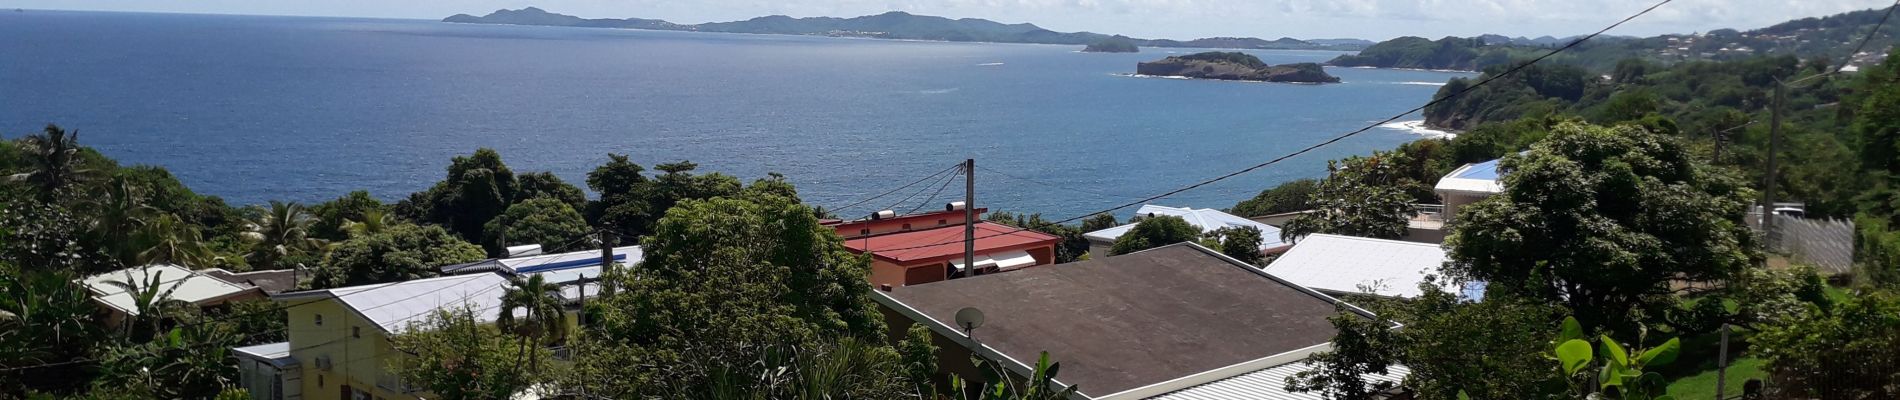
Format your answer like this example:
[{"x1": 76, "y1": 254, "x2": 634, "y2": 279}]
[
  {"x1": 1761, "y1": 81, "x2": 1785, "y2": 252},
  {"x1": 598, "y1": 228, "x2": 616, "y2": 295},
  {"x1": 964, "y1": 159, "x2": 976, "y2": 277},
  {"x1": 1716, "y1": 324, "x2": 1731, "y2": 400}
]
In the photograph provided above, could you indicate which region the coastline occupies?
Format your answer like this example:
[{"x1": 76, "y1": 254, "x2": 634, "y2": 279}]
[
  {"x1": 1116, "y1": 73, "x2": 1334, "y2": 85},
  {"x1": 441, "y1": 20, "x2": 1361, "y2": 53},
  {"x1": 1343, "y1": 65, "x2": 1478, "y2": 73},
  {"x1": 1379, "y1": 120, "x2": 1458, "y2": 138}
]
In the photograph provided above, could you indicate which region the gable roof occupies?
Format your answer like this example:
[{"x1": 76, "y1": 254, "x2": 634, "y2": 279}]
[
  {"x1": 442, "y1": 245, "x2": 643, "y2": 275},
  {"x1": 1435, "y1": 158, "x2": 1504, "y2": 195},
  {"x1": 198, "y1": 268, "x2": 300, "y2": 294},
  {"x1": 273, "y1": 273, "x2": 512, "y2": 334},
  {"x1": 877, "y1": 243, "x2": 1371, "y2": 398},
  {"x1": 1265, "y1": 234, "x2": 1456, "y2": 299},
  {"x1": 843, "y1": 222, "x2": 1060, "y2": 263},
  {"x1": 81, "y1": 264, "x2": 256, "y2": 316},
  {"x1": 1084, "y1": 205, "x2": 1289, "y2": 251}
]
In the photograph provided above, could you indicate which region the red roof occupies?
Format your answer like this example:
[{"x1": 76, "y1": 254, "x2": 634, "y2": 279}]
[{"x1": 843, "y1": 222, "x2": 1061, "y2": 263}]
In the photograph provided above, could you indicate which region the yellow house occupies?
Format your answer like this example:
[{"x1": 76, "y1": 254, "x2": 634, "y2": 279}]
[{"x1": 261, "y1": 273, "x2": 513, "y2": 400}]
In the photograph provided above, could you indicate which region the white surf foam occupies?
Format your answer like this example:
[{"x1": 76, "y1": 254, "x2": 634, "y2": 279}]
[{"x1": 1379, "y1": 120, "x2": 1456, "y2": 138}]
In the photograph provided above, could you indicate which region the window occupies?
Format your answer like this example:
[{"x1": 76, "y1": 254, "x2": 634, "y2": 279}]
[
  {"x1": 317, "y1": 375, "x2": 324, "y2": 388},
  {"x1": 938, "y1": 219, "x2": 947, "y2": 226},
  {"x1": 314, "y1": 314, "x2": 323, "y2": 326},
  {"x1": 902, "y1": 223, "x2": 912, "y2": 230},
  {"x1": 352, "y1": 326, "x2": 361, "y2": 338},
  {"x1": 859, "y1": 228, "x2": 870, "y2": 235}
]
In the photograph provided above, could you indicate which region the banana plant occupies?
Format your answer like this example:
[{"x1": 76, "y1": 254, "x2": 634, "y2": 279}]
[
  {"x1": 948, "y1": 352, "x2": 1079, "y2": 400},
  {"x1": 1550, "y1": 316, "x2": 1680, "y2": 400}
]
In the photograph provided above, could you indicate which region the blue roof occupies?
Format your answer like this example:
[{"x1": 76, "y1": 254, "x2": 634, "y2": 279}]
[{"x1": 1454, "y1": 159, "x2": 1502, "y2": 180}]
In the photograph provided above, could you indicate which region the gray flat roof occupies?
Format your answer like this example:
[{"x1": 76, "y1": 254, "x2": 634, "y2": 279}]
[{"x1": 883, "y1": 243, "x2": 1362, "y2": 397}]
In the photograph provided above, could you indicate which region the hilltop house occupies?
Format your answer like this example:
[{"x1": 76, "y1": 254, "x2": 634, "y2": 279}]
[
  {"x1": 80, "y1": 264, "x2": 267, "y2": 328},
  {"x1": 1084, "y1": 205, "x2": 1291, "y2": 257},
  {"x1": 826, "y1": 204, "x2": 1062, "y2": 288},
  {"x1": 873, "y1": 242, "x2": 1406, "y2": 399}
]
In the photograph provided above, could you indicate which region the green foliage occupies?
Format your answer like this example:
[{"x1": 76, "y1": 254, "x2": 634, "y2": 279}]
[
  {"x1": 1207, "y1": 226, "x2": 1266, "y2": 266},
  {"x1": 515, "y1": 171, "x2": 588, "y2": 211},
  {"x1": 950, "y1": 352, "x2": 1080, "y2": 400},
  {"x1": 1176, "y1": 51, "x2": 1269, "y2": 68},
  {"x1": 497, "y1": 274, "x2": 568, "y2": 373},
  {"x1": 1325, "y1": 36, "x2": 1494, "y2": 71},
  {"x1": 1547, "y1": 316, "x2": 1682, "y2": 400},
  {"x1": 241, "y1": 201, "x2": 322, "y2": 270},
  {"x1": 312, "y1": 223, "x2": 485, "y2": 288},
  {"x1": 91, "y1": 325, "x2": 241, "y2": 399},
  {"x1": 1082, "y1": 36, "x2": 1139, "y2": 53},
  {"x1": 1109, "y1": 215, "x2": 1199, "y2": 255},
  {"x1": 987, "y1": 211, "x2": 1088, "y2": 263},
  {"x1": 1753, "y1": 290, "x2": 1900, "y2": 399},
  {"x1": 1285, "y1": 309, "x2": 1402, "y2": 400},
  {"x1": 390, "y1": 307, "x2": 545, "y2": 400},
  {"x1": 484, "y1": 197, "x2": 589, "y2": 252},
  {"x1": 585, "y1": 153, "x2": 651, "y2": 236},
  {"x1": 1282, "y1": 152, "x2": 1422, "y2": 241},
  {"x1": 1298, "y1": 283, "x2": 1568, "y2": 400},
  {"x1": 567, "y1": 183, "x2": 888, "y2": 397},
  {"x1": 6, "y1": 124, "x2": 96, "y2": 199},
  {"x1": 1078, "y1": 213, "x2": 1118, "y2": 233},
  {"x1": 0, "y1": 264, "x2": 107, "y2": 395},
  {"x1": 898, "y1": 323, "x2": 941, "y2": 398},
  {"x1": 1445, "y1": 122, "x2": 1759, "y2": 333},
  {"x1": 1231, "y1": 178, "x2": 1319, "y2": 217},
  {"x1": 307, "y1": 190, "x2": 386, "y2": 241}
]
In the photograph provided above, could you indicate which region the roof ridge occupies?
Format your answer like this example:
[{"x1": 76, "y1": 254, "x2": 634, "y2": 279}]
[{"x1": 1304, "y1": 233, "x2": 1442, "y2": 248}]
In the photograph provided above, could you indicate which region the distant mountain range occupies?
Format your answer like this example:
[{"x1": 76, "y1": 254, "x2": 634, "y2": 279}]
[
  {"x1": 1330, "y1": 7, "x2": 1896, "y2": 71},
  {"x1": 443, "y1": 7, "x2": 1373, "y2": 51}
]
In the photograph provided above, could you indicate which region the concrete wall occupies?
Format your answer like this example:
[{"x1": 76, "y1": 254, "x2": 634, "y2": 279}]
[{"x1": 285, "y1": 299, "x2": 412, "y2": 400}]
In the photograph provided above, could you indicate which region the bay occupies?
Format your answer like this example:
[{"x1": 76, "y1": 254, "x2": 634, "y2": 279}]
[{"x1": 0, "y1": 10, "x2": 1470, "y2": 219}]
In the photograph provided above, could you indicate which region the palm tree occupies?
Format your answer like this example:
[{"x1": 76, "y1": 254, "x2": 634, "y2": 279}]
[
  {"x1": 341, "y1": 208, "x2": 394, "y2": 238},
  {"x1": 242, "y1": 201, "x2": 322, "y2": 270},
  {"x1": 496, "y1": 275, "x2": 566, "y2": 370},
  {"x1": 136, "y1": 213, "x2": 218, "y2": 269},
  {"x1": 0, "y1": 266, "x2": 103, "y2": 391},
  {"x1": 89, "y1": 176, "x2": 157, "y2": 267},
  {"x1": 6, "y1": 124, "x2": 93, "y2": 198},
  {"x1": 102, "y1": 269, "x2": 190, "y2": 341}
]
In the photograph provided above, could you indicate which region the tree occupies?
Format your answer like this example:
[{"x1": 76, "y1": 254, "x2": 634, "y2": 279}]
[
  {"x1": 6, "y1": 124, "x2": 93, "y2": 198},
  {"x1": 1207, "y1": 226, "x2": 1266, "y2": 266},
  {"x1": 1285, "y1": 308, "x2": 1402, "y2": 400},
  {"x1": 91, "y1": 324, "x2": 240, "y2": 399},
  {"x1": 1548, "y1": 317, "x2": 1682, "y2": 400},
  {"x1": 1078, "y1": 213, "x2": 1118, "y2": 233},
  {"x1": 308, "y1": 190, "x2": 385, "y2": 241},
  {"x1": 496, "y1": 274, "x2": 566, "y2": 371},
  {"x1": 86, "y1": 177, "x2": 156, "y2": 268},
  {"x1": 1282, "y1": 153, "x2": 1422, "y2": 241},
  {"x1": 585, "y1": 153, "x2": 651, "y2": 238},
  {"x1": 341, "y1": 208, "x2": 394, "y2": 238},
  {"x1": 565, "y1": 182, "x2": 886, "y2": 397},
  {"x1": 483, "y1": 197, "x2": 589, "y2": 252},
  {"x1": 1444, "y1": 122, "x2": 1758, "y2": 332},
  {"x1": 242, "y1": 201, "x2": 322, "y2": 270},
  {"x1": 312, "y1": 223, "x2": 485, "y2": 288},
  {"x1": 988, "y1": 211, "x2": 1087, "y2": 263},
  {"x1": 949, "y1": 352, "x2": 1080, "y2": 400},
  {"x1": 1232, "y1": 178, "x2": 1320, "y2": 217},
  {"x1": 897, "y1": 323, "x2": 941, "y2": 398},
  {"x1": 1754, "y1": 291, "x2": 1900, "y2": 399},
  {"x1": 1109, "y1": 215, "x2": 1200, "y2": 255},
  {"x1": 515, "y1": 171, "x2": 587, "y2": 212},
  {"x1": 100, "y1": 269, "x2": 189, "y2": 340},
  {"x1": 397, "y1": 148, "x2": 519, "y2": 243},
  {"x1": 389, "y1": 307, "x2": 543, "y2": 400},
  {"x1": 134, "y1": 213, "x2": 218, "y2": 269},
  {"x1": 0, "y1": 265, "x2": 107, "y2": 395}
]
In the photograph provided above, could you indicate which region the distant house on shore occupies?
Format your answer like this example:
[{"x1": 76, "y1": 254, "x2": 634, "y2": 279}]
[
  {"x1": 1084, "y1": 205, "x2": 1291, "y2": 257},
  {"x1": 1263, "y1": 233, "x2": 1465, "y2": 299},
  {"x1": 826, "y1": 204, "x2": 1062, "y2": 288},
  {"x1": 79, "y1": 264, "x2": 267, "y2": 328},
  {"x1": 873, "y1": 242, "x2": 1406, "y2": 399}
]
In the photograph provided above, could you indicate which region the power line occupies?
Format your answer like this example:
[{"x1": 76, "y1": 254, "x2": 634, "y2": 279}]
[
  {"x1": 974, "y1": 165, "x2": 1146, "y2": 200},
  {"x1": 827, "y1": 163, "x2": 962, "y2": 215},
  {"x1": 901, "y1": 168, "x2": 964, "y2": 215},
  {"x1": 864, "y1": 0, "x2": 1679, "y2": 254}
]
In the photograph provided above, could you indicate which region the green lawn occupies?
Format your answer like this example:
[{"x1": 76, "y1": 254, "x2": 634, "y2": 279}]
[{"x1": 1665, "y1": 356, "x2": 1764, "y2": 400}]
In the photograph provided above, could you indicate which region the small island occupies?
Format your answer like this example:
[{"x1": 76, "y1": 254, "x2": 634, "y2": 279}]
[
  {"x1": 1082, "y1": 37, "x2": 1140, "y2": 53},
  {"x1": 1136, "y1": 52, "x2": 1340, "y2": 83}
]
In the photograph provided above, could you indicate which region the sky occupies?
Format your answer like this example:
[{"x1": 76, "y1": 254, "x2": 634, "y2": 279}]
[{"x1": 4, "y1": 0, "x2": 1894, "y2": 40}]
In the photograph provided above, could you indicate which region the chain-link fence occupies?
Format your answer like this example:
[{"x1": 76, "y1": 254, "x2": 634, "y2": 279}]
[{"x1": 1760, "y1": 214, "x2": 1856, "y2": 275}]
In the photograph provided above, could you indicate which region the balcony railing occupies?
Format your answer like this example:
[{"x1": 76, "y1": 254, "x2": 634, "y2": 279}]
[{"x1": 1414, "y1": 204, "x2": 1446, "y2": 222}]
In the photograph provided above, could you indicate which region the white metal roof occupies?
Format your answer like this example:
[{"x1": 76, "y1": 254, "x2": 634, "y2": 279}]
[
  {"x1": 1263, "y1": 234, "x2": 1456, "y2": 298},
  {"x1": 232, "y1": 341, "x2": 299, "y2": 368},
  {"x1": 1434, "y1": 158, "x2": 1505, "y2": 195},
  {"x1": 1084, "y1": 205, "x2": 1289, "y2": 250},
  {"x1": 1150, "y1": 362, "x2": 1410, "y2": 400},
  {"x1": 279, "y1": 273, "x2": 513, "y2": 334},
  {"x1": 81, "y1": 264, "x2": 254, "y2": 316},
  {"x1": 443, "y1": 245, "x2": 643, "y2": 275}
]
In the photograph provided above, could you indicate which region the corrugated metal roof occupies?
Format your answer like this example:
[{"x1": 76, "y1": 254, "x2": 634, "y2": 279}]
[
  {"x1": 1264, "y1": 234, "x2": 1456, "y2": 298},
  {"x1": 233, "y1": 341, "x2": 298, "y2": 368},
  {"x1": 1150, "y1": 362, "x2": 1410, "y2": 400},
  {"x1": 317, "y1": 273, "x2": 512, "y2": 334},
  {"x1": 843, "y1": 222, "x2": 1060, "y2": 263},
  {"x1": 442, "y1": 246, "x2": 642, "y2": 275},
  {"x1": 1084, "y1": 205, "x2": 1289, "y2": 250},
  {"x1": 1434, "y1": 159, "x2": 1505, "y2": 194},
  {"x1": 81, "y1": 264, "x2": 254, "y2": 315}
]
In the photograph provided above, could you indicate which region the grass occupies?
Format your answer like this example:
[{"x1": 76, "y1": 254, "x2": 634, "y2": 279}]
[{"x1": 1665, "y1": 356, "x2": 1764, "y2": 400}]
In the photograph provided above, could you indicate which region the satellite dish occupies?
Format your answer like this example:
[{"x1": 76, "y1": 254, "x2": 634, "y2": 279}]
[{"x1": 955, "y1": 307, "x2": 985, "y2": 333}]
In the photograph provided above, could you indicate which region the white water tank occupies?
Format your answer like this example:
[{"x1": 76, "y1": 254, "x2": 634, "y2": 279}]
[
  {"x1": 946, "y1": 201, "x2": 966, "y2": 211},
  {"x1": 872, "y1": 210, "x2": 897, "y2": 220}
]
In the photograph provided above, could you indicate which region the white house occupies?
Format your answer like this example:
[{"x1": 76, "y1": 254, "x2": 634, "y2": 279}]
[{"x1": 1264, "y1": 234, "x2": 1466, "y2": 299}]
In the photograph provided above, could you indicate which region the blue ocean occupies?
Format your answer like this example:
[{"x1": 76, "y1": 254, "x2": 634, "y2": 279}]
[{"x1": 0, "y1": 10, "x2": 1470, "y2": 219}]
